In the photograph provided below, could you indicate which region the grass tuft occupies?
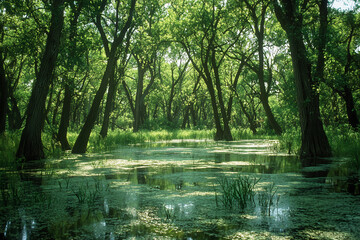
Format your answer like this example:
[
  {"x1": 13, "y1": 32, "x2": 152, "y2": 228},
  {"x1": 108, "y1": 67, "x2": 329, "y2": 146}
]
[{"x1": 216, "y1": 174, "x2": 260, "y2": 211}]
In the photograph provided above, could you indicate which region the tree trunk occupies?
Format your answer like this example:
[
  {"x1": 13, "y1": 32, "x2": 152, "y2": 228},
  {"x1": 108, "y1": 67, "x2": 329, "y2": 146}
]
[
  {"x1": 273, "y1": 0, "x2": 331, "y2": 158},
  {"x1": 16, "y1": 0, "x2": 65, "y2": 161},
  {"x1": 57, "y1": 83, "x2": 72, "y2": 150},
  {"x1": 8, "y1": 94, "x2": 23, "y2": 130},
  {"x1": 100, "y1": 70, "x2": 116, "y2": 138},
  {"x1": 0, "y1": 52, "x2": 7, "y2": 134},
  {"x1": 72, "y1": 56, "x2": 117, "y2": 153},
  {"x1": 72, "y1": 0, "x2": 136, "y2": 153},
  {"x1": 254, "y1": 4, "x2": 282, "y2": 135},
  {"x1": 342, "y1": 86, "x2": 359, "y2": 130},
  {"x1": 212, "y1": 52, "x2": 233, "y2": 141},
  {"x1": 133, "y1": 66, "x2": 146, "y2": 132},
  {"x1": 204, "y1": 79, "x2": 224, "y2": 140}
]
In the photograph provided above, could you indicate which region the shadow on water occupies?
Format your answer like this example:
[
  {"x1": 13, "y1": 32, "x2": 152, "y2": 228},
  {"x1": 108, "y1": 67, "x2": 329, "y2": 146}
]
[{"x1": 1, "y1": 139, "x2": 360, "y2": 239}]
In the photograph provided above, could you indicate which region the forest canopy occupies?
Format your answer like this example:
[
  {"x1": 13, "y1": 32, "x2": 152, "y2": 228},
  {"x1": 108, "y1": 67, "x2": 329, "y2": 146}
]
[{"x1": 0, "y1": 0, "x2": 359, "y2": 161}]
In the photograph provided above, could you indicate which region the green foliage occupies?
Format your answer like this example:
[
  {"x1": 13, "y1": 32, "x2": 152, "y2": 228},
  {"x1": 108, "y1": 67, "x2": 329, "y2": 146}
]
[
  {"x1": 326, "y1": 125, "x2": 360, "y2": 158},
  {"x1": 0, "y1": 131, "x2": 20, "y2": 168}
]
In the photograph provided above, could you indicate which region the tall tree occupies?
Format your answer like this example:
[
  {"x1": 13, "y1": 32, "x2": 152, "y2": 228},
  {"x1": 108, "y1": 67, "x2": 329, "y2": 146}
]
[
  {"x1": 0, "y1": 38, "x2": 7, "y2": 134},
  {"x1": 100, "y1": 31, "x2": 132, "y2": 138},
  {"x1": 16, "y1": 0, "x2": 65, "y2": 161},
  {"x1": 273, "y1": 0, "x2": 332, "y2": 158},
  {"x1": 243, "y1": 0, "x2": 282, "y2": 135},
  {"x1": 173, "y1": 0, "x2": 241, "y2": 140},
  {"x1": 326, "y1": 10, "x2": 359, "y2": 130},
  {"x1": 72, "y1": 0, "x2": 136, "y2": 153},
  {"x1": 57, "y1": 0, "x2": 84, "y2": 150}
]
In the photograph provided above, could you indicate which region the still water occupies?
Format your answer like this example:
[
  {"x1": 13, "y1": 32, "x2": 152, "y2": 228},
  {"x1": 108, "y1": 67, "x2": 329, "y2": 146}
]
[{"x1": 1, "y1": 139, "x2": 359, "y2": 239}]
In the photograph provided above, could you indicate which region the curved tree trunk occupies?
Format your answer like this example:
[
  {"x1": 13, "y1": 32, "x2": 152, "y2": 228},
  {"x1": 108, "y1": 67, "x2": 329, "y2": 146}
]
[
  {"x1": 72, "y1": 0, "x2": 136, "y2": 153},
  {"x1": 273, "y1": 0, "x2": 331, "y2": 158},
  {"x1": 72, "y1": 56, "x2": 117, "y2": 153},
  {"x1": 245, "y1": 0, "x2": 282, "y2": 135},
  {"x1": 100, "y1": 70, "x2": 117, "y2": 138},
  {"x1": 16, "y1": 0, "x2": 65, "y2": 161}
]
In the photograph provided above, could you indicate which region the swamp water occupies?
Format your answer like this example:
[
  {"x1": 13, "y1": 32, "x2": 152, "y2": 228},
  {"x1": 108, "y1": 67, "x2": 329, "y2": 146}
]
[{"x1": 1, "y1": 139, "x2": 359, "y2": 239}]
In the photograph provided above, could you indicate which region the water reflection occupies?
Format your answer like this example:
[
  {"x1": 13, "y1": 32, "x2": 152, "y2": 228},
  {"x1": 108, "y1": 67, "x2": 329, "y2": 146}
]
[{"x1": 1, "y1": 140, "x2": 359, "y2": 239}]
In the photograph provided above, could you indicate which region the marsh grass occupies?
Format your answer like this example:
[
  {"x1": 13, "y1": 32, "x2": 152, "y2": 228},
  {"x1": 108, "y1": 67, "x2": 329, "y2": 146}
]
[
  {"x1": 83, "y1": 129, "x2": 215, "y2": 152},
  {"x1": 258, "y1": 182, "x2": 280, "y2": 216},
  {"x1": 70, "y1": 177, "x2": 109, "y2": 205},
  {"x1": 216, "y1": 175, "x2": 260, "y2": 211},
  {"x1": 162, "y1": 204, "x2": 176, "y2": 221}
]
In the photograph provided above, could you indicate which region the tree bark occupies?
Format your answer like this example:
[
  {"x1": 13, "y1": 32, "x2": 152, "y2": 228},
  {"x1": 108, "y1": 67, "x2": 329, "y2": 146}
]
[
  {"x1": 273, "y1": 0, "x2": 331, "y2": 158},
  {"x1": 16, "y1": 0, "x2": 65, "y2": 161}
]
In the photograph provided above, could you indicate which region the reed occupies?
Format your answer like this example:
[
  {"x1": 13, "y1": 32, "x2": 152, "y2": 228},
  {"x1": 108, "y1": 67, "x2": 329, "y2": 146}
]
[
  {"x1": 217, "y1": 174, "x2": 260, "y2": 211},
  {"x1": 258, "y1": 182, "x2": 280, "y2": 216}
]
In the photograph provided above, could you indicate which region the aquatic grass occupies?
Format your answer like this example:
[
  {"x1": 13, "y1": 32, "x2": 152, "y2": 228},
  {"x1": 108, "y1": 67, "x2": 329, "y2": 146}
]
[
  {"x1": 216, "y1": 175, "x2": 260, "y2": 211},
  {"x1": 258, "y1": 182, "x2": 280, "y2": 216},
  {"x1": 70, "y1": 177, "x2": 108, "y2": 205},
  {"x1": 162, "y1": 204, "x2": 176, "y2": 222},
  {"x1": 58, "y1": 174, "x2": 71, "y2": 190},
  {"x1": 72, "y1": 185, "x2": 87, "y2": 204}
]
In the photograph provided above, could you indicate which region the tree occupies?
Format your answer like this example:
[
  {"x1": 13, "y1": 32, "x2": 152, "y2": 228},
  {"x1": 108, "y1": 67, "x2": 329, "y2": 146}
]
[
  {"x1": 72, "y1": 0, "x2": 136, "y2": 153},
  {"x1": 0, "y1": 38, "x2": 7, "y2": 134},
  {"x1": 172, "y1": 0, "x2": 243, "y2": 140},
  {"x1": 243, "y1": 0, "x2": 283, "y2": 135},
  {"x1": 57, "y1": 0, "x2": 85, "y2": 150},
  {"x1": 325, "y1": 10, "x2": 359, "y2": 130},
  {"x1": 100, "y1": 32, "x2": 131, "y2": 137},
  {"x1": 16, "y1": 0, "x2": 66, "y2": 161},
  {"x1": 272, "y1": 0, "x2": 332, "y2": 158}
]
